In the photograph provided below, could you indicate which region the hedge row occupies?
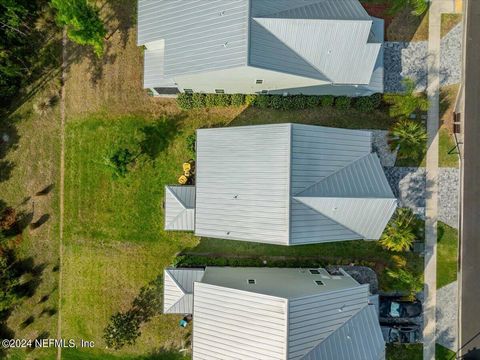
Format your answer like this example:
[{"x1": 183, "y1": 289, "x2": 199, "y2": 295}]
[
  {"x1": 177, "y1": 92, "x2": 383, "y2": 112},
  {"x1": 175, "y1": 254, "x2": 377, "y2": 270}
]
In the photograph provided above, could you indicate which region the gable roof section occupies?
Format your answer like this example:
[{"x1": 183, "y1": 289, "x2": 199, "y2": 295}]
[
  {"x1": 288, "y1": 285, "x2": 370, "y2": 360},
  {"x1": 164, "y1": 185, "x2": 196, "y2": 231},
  {"x1": 301, "y1": 305, "x2": 385, "y2": 360},
  {"x1": 251, "y1": 17, "x2": 380, "y2": 84},
  {"x1": 163, "y1": 268, "x2": 205, "y2": 314},
  {"x1": 193, "y1": 281, "x2": 288, "y2": 360},
  {"x1": 194, "y1": 124, "x2": 291, "y2": 245},
  {"x1": 138, "y1": 0, "x2": 249, "y2": 78}
]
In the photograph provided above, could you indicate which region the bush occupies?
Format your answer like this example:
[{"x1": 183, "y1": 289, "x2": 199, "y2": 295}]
[
  {"x1": 176, "y1": 93, "x2": 193, "y2": 110},
  {"x1": 335, "y1": 96, "x2": 351, "y2": 110},
  {"x1": 186, "y1": 133, "x2": 196, "y2": 155},
  {"x1": 245, "y1": 94, "x2": 257, "y2": 106},
  {"x1": 215, "y1": 94, "x2": 231, "y2": 107},
  {"x1": 380, "y1": 208, "x2": 418, "y2": 252},
  {"x1": 255, "y1": 95, "x2": 271, "y2": 109},
  {"x1": 355, "y1": 96, "x2": 376, "y2": 112},
  {"x1": 269, "y1": 95, "x2": 284, "y2": 110},
  {"x1": 192, "y1": 93, "x2": 206, "y2": 108},
  {"x1": 291, "y1": 95, "x2": 308, "y2": 110},
  {"x1": 370, "y1": 93, "x2": 382, "y2": 109},
  {"x1": 231, "y1": 93, "x2": 246, "y2": 107},
  {"x1": 305, "y1": 95, "x2": 320, "y2": 108},
  {"x1": 320, "y1": 95, "x2": 334, "y2": 107},
  {"x1": 205, "y1": 93, "x2": 217, "y2": 107},
  {"x1": 388, "y1": 119, "x2": 427, "y2": 161},
  {"x1": 103, "y1": 148, "x2": 137, "y2": 178}
]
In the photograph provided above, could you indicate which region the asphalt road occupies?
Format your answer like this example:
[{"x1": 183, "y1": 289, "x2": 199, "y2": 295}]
[{"x1": 459, "y1": 0, "x2": 480, "y2": 358}]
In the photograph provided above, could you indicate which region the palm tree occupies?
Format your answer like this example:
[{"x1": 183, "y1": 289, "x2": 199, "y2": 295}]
[
  {"x1": 380, "y1": 208, "x2": 417, "y2": 252},
  {"x1": 384, "y1": 78, "x2": 429, "y2": 118},
  {"x1": 388, "y1": 119, "x2": 427, "y2": 161}
]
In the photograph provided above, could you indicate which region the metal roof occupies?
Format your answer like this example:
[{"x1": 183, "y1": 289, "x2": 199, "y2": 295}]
[
  {"x1": 163, "y1": 268, "x2": 205, "y2": 314},
  {"x1": 164, "y1": 185, "x2": 196, "y2": 231},
  {"x1": 194, "y1": 124, "x2": 396, "y2": 245},
  {"x1": 301, "y1": 305, "x2": 385, "y2": 360},
  {"x1": 188, "y1": 266, "x2": 383, "y2": 360},
  {"x1": 138, "y1": 0, "x2": 382, "y2": 87}
]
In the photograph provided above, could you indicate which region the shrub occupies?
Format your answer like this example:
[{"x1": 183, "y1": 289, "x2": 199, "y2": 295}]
[
  {"x1": 335, "y1": 96, "x2": 351, "y2": 110},
  {"x1": 231, "y1": 93, "x2": 246, "y2": 106},
  {"x1": 380, "y1": 208, "x2": 418, "y2": 252},
  {"x1": 385, "y1": 268, "x2": 422, "y2": 300},
  {"x1": 215, "y1": 94, "x2": 231, "y2": 107},
  {"x1": 355, "y1": 96, "x2": 376, "y2": 112},
  {"x1": 176, "y1": 93, "x2": 193, "y2": 110},
  {"x1": 319, "y1": 95, "x2": 334, "y2": 107},
  {"x1": 255, "y1": 95, "x2": 271, "y2": 109},
  {"x1": 305, "y1": 95, "x2": 320, "y2": 108},
  {"x1": 388, "y1": 119, "x2": 427, "y2": 161},
  {"x1": 384, "y1": 78, "x2": 429, "y2": 118},
  {"x1": 291, "y1": 95, "x2": 308, "y2": 110},
  {"x1": 186, "y1": 133, "x2": 196, "y2": 155},
  {"x1": 270, "y1": 95, "x2": 284, "y2": 110},
  {"x1": 204, "y1": 93, "x2": 216, "y2": 107},
  {"x1": 370, "y1": 93, "x2": 383, "y2": 109},
  {"x1": 192, "y1": 93, "x2": 206, "y2": 108},
  {"x1": 245, "y1": 94, "x2": 257, "y2": 106},
  {"x1": 33, "y1": 97, "x2": 52, "y2": 115},
  {"x1": 103, "y1": 148, "x2": 137, "y2": 178}
]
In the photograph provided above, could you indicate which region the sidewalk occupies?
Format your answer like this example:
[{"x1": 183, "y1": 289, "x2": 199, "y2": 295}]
[{"x1": 423, "y1": 1, "x2": 455, "y2": 359}]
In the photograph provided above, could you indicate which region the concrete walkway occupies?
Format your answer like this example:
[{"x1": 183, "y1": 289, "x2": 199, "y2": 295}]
[{"x1": 424, "y1": 1, "x2": 455, "y2": 359}]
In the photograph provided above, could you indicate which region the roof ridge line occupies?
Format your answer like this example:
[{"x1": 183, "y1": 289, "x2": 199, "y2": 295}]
[
  {"x1": 165, "y1": 269, "x2": 188, "y2": 294},
  {"x1": 294, "y1": 153, "x2": 372, "y2": 197},
  {"x1": 166, "y1": 185, "x2": 189, "y2": 209}
]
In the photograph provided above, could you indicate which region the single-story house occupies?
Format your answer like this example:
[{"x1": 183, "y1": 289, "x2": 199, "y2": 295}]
[
  {"x1": 164, "y1": 123, "x2": 397, "y2": 245},
  {"x1": 164, "y1": 266, "x2": 385, "y2": 360},
  {"x1": 137, "y1": 0, "x2": 384, "y2": 96}
]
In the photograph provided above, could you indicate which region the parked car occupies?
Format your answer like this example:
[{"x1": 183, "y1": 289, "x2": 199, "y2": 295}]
[
  {"x1": 379, "y1": 296, "x2": 422, "y2": 319},
  {"x1": 381, "y1": 324, "x2": 421, "y2": 344}
]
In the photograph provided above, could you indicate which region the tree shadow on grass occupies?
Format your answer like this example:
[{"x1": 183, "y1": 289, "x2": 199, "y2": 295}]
[
  {"x1": 139, "y1": 115, "x2": 185, "y2": 160},
  {"x1": 0, "y1": 112, "x2": 21, "y2": 183}
]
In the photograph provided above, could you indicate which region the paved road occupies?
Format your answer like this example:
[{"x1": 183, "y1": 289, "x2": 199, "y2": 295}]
[{"x1": 459, "y1": 0, "x2": 480, "y2": 358}]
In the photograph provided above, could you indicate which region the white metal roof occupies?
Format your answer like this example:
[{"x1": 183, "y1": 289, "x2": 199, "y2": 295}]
[
  {"x1": 138, "y1": 0, "x2": 382, "y2": 87},
  {"x1": 163, "y1": 268, "x2": 205, "y2": 314},
  {"x1": 164, "y1": 185, "x2": 196, "y2": 231},
  {"x1": 194, "y1": 124, "x2": 396, "y2": 245},
  {"x1": 187, "y1": 267, "x2": 383, "y2": 360}
]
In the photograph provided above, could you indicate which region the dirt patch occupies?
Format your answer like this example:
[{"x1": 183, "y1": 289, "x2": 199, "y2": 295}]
[{"x1": 361, "y1": 2, "x2": 393, "y2": 32}]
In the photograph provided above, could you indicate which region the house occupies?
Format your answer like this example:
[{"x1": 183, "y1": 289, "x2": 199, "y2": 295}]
[
  {"x1": 164, "y1": 123, "x2": 397, "y2": 245},
  {"x1": 164, "y1": 266, "x2": 385, "y2": 360},
  {"x1": 137, "y1": 0, "x2": 384, "y2": 96}
]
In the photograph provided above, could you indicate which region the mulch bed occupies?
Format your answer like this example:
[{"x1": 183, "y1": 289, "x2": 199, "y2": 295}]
[{"x1": 361, "y1": 2, "x2": 394, "y2": 35}]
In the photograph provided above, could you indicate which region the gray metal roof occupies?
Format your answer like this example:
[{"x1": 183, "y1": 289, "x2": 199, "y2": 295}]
[
  {"x1": 163, "y1": 268, "x2": 205, "y2": 314},
  {"x1": 188, "y1": 266, "x2": 383, "y2": 360},
  {"x1": 138, "y1": 0, "x2": 382, "y2": 87},
  {"x1": 194, "y1": 124, "x2": 396, "y2": 245},
  {"x1": 301, "y1": 305, "x2": 385, "y2": 360},
  {"x1": 164, "y1": 185, "x2": 196, "y2": 231}
]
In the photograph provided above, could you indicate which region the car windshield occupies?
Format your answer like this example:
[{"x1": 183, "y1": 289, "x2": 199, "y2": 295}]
[{"x1": 390, "y1": 301, "x2": 401, "y2": 317}]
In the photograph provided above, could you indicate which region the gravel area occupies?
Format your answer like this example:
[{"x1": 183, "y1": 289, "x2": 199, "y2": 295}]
[
  {"x1": 370, "y1": 130, "x2": 397, "y2": 167},
  {"x1": 436, "y1": 281, "x2": 458, "y2": 351},
  {"x1": 384, "y1": 167, "x2": 459, "y2": 228},
  {"x1": 326, "y1": 265, "x2": 379, "y2": 294},
  {"x1": 384, "y1": 22, "x2": 463, "y2": 92}
]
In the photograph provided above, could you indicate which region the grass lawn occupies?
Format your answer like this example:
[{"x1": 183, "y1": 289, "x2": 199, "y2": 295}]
[
  {"x1": 436, "y1": 344, "x2": 456, "y2": 360},
  {"x1": 441, "y1": 13, "x2": 463, "y2": 38},
  {"x1": 0, "y1": 78, "x2": 61, "y2": 359},
  {"x1": 439, "y1": 127, "x2": 459, "y2": 168},
  {"x1": 437, "y1": 222, "x2": 458, "y2": 289},
  {"x1": 386, "y1": 344, "x2": 423, "y2": 360}
]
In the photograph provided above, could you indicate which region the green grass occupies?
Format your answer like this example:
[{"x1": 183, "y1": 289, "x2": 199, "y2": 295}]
[
  {"x1": 437, "y1": 222, "x2": 458, "y2": 289},
  {"x1": 436, "y1": 344, "x2": 456, "y2": 360},
  {"x1": 439, "y1": 128, "x2": 459, "y2": 168},
  {"x1": 386, "y1": 344, "x2": 423, "y2": 360},
  {"x1": 441, "y1": 13, "x2": 463, "y2": 38}
]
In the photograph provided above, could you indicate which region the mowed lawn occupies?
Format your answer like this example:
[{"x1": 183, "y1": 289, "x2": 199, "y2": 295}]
[{"x1": 437, "y1": 222, "x2": 458, "y2": 289}]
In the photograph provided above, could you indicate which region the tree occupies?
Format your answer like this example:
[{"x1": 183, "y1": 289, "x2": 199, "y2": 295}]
[
  {"x1": 50, "y1": 0, "x2": 106, "y2": 57},
  {"x1": 102, "y1": 148, "x2": 137, "y2": 178},
  {"x1": 388, "y1": 119, "x2": 427, "y2": 161},
  {"x1": 380, "y1": 208, "x2": 418, "y2": 252},
  {"x1": 384, "y1": 78, "x2": 429, "y2": 118}
]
